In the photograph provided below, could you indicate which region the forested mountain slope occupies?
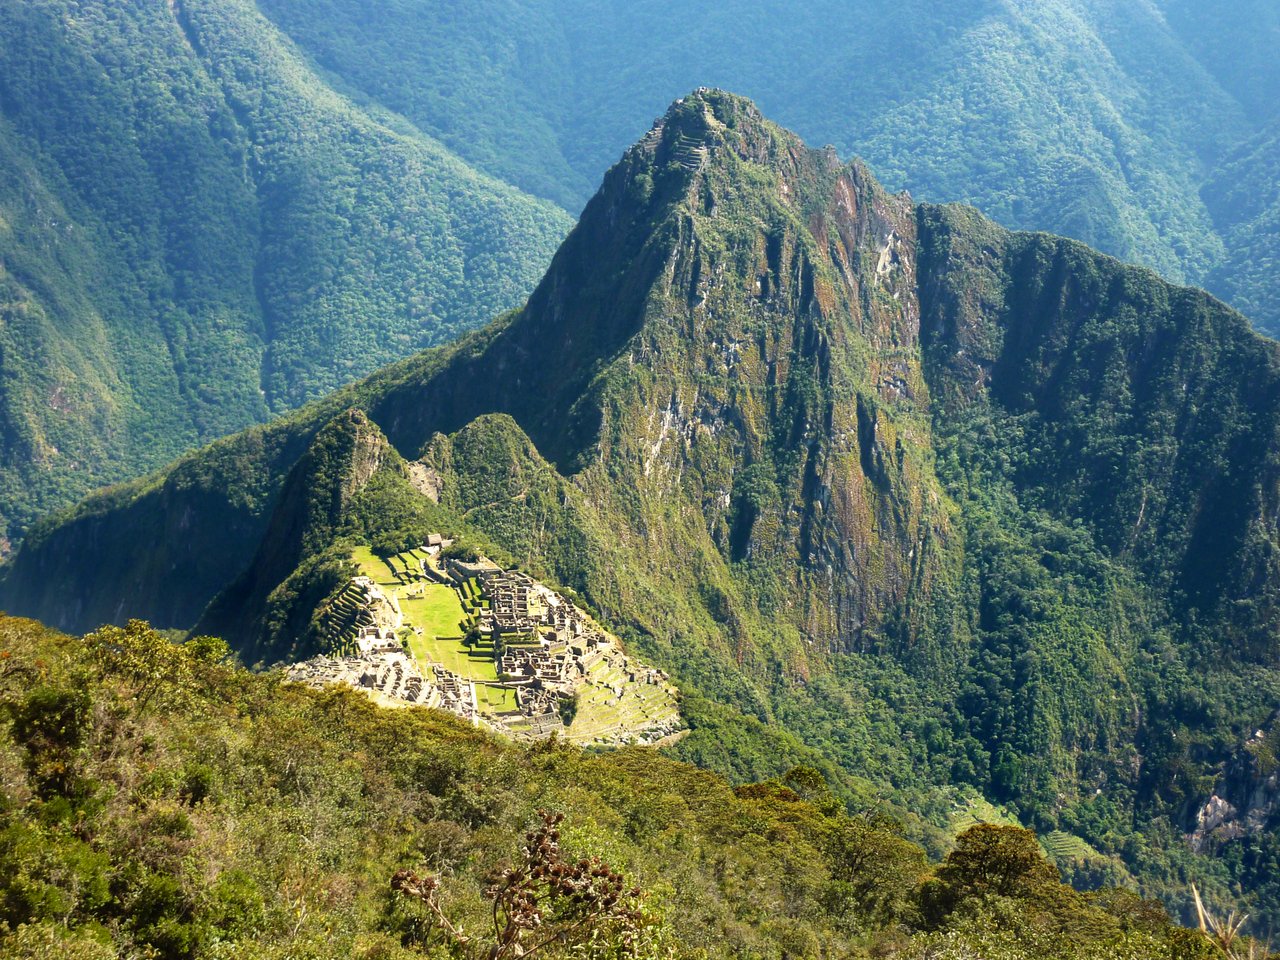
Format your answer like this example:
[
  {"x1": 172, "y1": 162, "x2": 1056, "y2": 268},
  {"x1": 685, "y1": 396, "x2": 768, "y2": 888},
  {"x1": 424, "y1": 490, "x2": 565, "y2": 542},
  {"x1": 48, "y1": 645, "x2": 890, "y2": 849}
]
[
  {"x1": 0, "y1": 614, "x2": 1231, "y2": 959},
  {"x1": 8, "y1": 91, "x2": 1280, "y2": 926},
  {"x1": 1156, "y1": 0, "x2": 1280, "y2": 120},
  {"x1": 254, "y1": 0, "x2": 1279, "y2": 333},
  {"x1": 0, "y1": 0, "x2": 569, "y2": 545},
  {"x1": 1202, "y1": 120, "x2": 1280, "y2": 332}
]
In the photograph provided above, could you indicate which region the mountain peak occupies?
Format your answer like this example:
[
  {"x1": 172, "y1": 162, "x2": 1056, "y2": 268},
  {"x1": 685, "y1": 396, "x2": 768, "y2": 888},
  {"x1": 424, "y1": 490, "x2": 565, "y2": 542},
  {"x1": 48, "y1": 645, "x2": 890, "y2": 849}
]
[
  {"x1": 658, "y1": 87, "x2": 766, "y2": 141},
  {"x1": 632, "y1": 89, "x2": 829, "y2": 186},
  {"x1": 12, "y1": 81, "x2": 1280, "y2": 933}
]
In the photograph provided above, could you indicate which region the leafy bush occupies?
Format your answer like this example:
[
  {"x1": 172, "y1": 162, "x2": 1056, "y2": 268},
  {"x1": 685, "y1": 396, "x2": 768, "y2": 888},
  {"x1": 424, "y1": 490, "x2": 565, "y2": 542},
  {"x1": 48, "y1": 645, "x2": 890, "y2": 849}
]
[{"x1": 0, "y1": 616, "x2": 1241, "y2": 960}]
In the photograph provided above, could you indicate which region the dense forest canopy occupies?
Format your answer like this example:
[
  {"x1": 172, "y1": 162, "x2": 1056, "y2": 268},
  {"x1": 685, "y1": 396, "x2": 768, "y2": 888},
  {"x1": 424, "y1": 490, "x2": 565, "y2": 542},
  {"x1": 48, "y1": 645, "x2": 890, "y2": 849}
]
[
  {"x1": 0, "y1": 614, "x2": 1246, "y2": 959},
  {"x1": 0, "y1": 0, "x2": 569, "y2": 545}
]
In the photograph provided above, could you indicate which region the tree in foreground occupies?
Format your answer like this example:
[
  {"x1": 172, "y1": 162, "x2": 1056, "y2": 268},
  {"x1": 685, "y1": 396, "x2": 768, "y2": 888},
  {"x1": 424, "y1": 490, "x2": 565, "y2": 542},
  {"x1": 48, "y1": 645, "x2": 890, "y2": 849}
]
[
  {"x1": 921, "y1": 823, "x2": 1062, "y2": 921},
  {"x1": 393, "y1": 811, "x2": 654, "y2": 959}
]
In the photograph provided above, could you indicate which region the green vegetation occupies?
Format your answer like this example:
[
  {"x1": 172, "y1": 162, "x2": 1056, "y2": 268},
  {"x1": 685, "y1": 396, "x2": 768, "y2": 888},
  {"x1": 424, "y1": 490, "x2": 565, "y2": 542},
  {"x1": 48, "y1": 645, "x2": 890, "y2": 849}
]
[
  {"x1": 401, "y1": 586, "x2": 469, "y2": 645},
  {"x1": 0, "y1": 615, "x2": 1244, "y2": 959},
  {"x1": 253, "y1": 0, "x2": 1280, "y2": 330},
  {"x1": 1203, "y1": 119, "x2": 1280, "y2": 334},
  {"x1": 8, "y1": 91, "x2": 1280, "y2": 931},
  {"x1": 350, "y1": 545, "x2": 399, "y2": 586},
  {"x1": 411, "y1": 631, "x2": 497, "y2": 685},
  {"x1": 0, "y1": 0, "x2": 569, "y2": 544},
  {"x1": 474, "y1": 684, "x2": 518, "y2": 713}
]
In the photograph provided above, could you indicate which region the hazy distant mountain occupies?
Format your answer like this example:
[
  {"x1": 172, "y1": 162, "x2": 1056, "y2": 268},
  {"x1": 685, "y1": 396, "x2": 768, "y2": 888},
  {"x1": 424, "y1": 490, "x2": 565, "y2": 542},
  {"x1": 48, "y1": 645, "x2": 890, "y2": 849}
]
[
  {"x1": 0, "y1": 0, "x2": 569, "y2": 544},
  {"x1": 255, "y1": 0, "x2": 1280, "y2": 335}
]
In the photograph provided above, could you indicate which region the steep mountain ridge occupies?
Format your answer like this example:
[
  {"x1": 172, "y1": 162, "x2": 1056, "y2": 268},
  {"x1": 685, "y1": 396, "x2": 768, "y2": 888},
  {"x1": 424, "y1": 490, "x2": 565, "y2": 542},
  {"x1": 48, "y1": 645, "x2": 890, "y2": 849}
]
[
  {"x1": 919, "y1": 206, "x2": 1280, "y2": 658},
  {"x1": 196, "y1": 408, "x2": 398, "y2": 661},
  {"x1": 246, "y1": 95, "x2": 950, "y2": 664},
  {"x1": 9, "y1": 90, "x2": 1280, "y2": 922}
]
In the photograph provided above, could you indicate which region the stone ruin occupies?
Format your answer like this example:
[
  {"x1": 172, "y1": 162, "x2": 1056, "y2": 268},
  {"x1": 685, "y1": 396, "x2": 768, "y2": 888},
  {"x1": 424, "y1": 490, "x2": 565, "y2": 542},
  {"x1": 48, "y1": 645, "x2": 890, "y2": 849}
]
[
  {"x1": 287, "y1": 537, "x2": 681, "y2": 744},
  {"x1": 286, "y1": 626, "x2": 440, "y2": 709}
]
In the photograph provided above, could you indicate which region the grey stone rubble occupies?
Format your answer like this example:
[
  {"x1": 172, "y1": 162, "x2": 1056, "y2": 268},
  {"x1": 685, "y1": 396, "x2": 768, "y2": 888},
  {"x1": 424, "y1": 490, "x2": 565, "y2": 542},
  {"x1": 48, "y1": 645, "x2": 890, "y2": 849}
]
[
  {"x1": 285, "y1": 628, "x2": 446, "y2": 709},
  {"x1": 285, "y1": 539, "x2": 682, "y2": 745}
]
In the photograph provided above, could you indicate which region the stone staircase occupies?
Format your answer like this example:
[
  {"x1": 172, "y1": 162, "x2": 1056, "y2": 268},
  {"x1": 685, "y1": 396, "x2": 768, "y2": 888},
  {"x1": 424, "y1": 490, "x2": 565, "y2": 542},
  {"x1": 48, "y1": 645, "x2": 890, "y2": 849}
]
[
  {"x1": 669, "y1": 133, "x2": 708, "y2": 172},
  {"x1": 315, "y1": 581, "x2": 375, "y2": 654}
]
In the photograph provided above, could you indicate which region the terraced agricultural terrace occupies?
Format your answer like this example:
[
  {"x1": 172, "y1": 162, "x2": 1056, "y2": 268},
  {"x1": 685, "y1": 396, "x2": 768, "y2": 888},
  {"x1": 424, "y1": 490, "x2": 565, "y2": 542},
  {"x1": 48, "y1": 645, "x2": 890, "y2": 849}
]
[{"x1": 290, "y1": 539, "x2": 682, "y2": 745}]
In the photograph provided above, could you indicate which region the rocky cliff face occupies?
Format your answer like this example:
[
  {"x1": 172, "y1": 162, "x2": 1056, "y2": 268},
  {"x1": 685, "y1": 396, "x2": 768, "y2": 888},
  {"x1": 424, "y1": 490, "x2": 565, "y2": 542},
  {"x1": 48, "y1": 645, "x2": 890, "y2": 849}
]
[
  {"x1": 1189, "y1": 719, "x2": 1280, "y2": 853},
  {"x1": 529, "y1": 91, "x2": 955, "y2": 657},
  {"x1": 917, "y1": 203, "x2": 1280, "y2": 661}
]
